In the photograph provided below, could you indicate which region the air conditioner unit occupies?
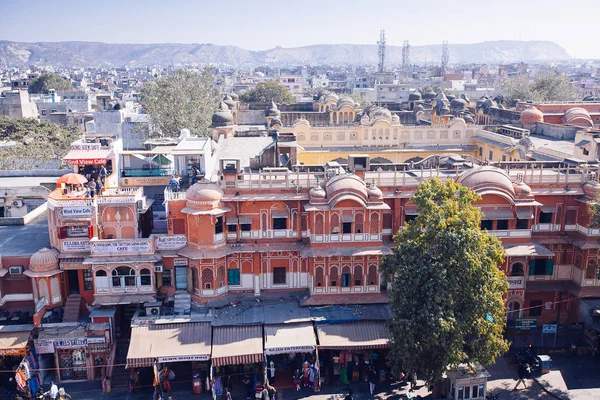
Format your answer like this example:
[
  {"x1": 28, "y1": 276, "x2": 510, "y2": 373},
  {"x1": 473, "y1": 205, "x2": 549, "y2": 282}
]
[
  {"x1": 11, "y1": 200, "x2": 23, "y2": 208},
  {"x1": 154, "y1": 265, "x2": 163, "y2": 273},
  {"x1": 9, "y1": 266, "x2": 23, "y2": 275},
  {"x1": 144, "y1": 301, "x2": 162, "y2": 317}
]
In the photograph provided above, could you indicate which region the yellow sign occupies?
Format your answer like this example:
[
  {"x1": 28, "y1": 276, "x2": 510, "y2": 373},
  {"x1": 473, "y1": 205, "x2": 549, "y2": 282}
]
[{"x1": 120, "y1": 176, "x2": 171, "y2": 186}]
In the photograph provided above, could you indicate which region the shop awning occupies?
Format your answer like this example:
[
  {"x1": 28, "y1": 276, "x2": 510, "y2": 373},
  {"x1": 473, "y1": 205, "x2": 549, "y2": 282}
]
[
  {"x1": 516, "y1": 208, "x2": 534, "y2": 220},
  {"x1": 264, "y1": 323, "x2": 317, "y2": 355},
  {"x1": 63, "y1": 149, "x2": 112, "y2": 166},
  {"x1": 481, "y1": 209, "x2": 514, "y2": 220},
  {"x1": 226, "y1": 216, "x2": 238, "y2": 225},
  {"x1": 59, "y1": 258, "x2": 87, "y2": 270},
  {"x1": 211, "y1": 325, "x2": 263, "y2": 367},
  {"x1": 404, "y1": 207, "x2": 418, "y2": 216},
  {"x1": 0, "y1": 328, "x2": 31, "y2": 356},
  {"x1": 540, "y1": 205, "x2": 557, "y2": 213},
  {"x1": 238, "y1": 216, "x2": 252, "y2": 224},
  {"x1": 126, "y1": 322, "x2": 212, "y2": 368},
  {"x1": 316, "y1": 321, "x2": 391, "y2": 350},
  {"x1": 271, "y1": 211, "x2": 288, "y2": 219},
  {"x1": 504, "y1": 243, "x2": 554, "y2": 257}
]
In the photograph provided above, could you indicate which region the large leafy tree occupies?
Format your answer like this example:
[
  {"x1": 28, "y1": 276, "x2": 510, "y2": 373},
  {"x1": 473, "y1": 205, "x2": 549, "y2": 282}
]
[
  {"x1": 28, "y1": 73, "x2": 72, "y2": 94},
  {"x1": 501, "y1": 73, "x2": 574, "y2": 104},
  {"x1": 140, "y1": 68, "x2": 220, "y2": 138},
  {"x1": 240, "y1": 81, "x2": 296, "y2": 104},
  {"x1": 381, "y1": 178, "x2": 509, "y2": 393}
]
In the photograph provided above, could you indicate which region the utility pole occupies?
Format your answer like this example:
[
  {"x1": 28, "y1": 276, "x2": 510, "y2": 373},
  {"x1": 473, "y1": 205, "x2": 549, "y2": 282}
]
[
  {"x1": 402, "y1": 40, "x2": 410, "y2": 74},
  {"x1": 377, "y1": 30, "x2": 386, "y2": 74},
  {"x1": 441, "y1": 40, "x2": 449, "y2": 76}
]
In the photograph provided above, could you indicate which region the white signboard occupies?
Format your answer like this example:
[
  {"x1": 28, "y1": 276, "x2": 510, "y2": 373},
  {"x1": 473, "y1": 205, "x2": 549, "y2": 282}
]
[
  {"x1": 54, "y1": 338, "x2": 87, "y2": 348},
  {"x1": 157, "y1": 355, "x2": 209, "y2": 363},
  {"x1": 36, "y1": 297, "x2": 46, "y2": 313},
  {"x1": 174, "y1": 258, "x2": 188, "y2": 267},
  {"x1": 87, "y1": 336, "x2": 106, "y2": 344},
  {"x1": 62, "y1": 240, "x2": 91, "y2": 252},
  {"x1": 71, "y1": 143, "x2": 100, "y2": 151},
  {"x1": 507, "y1": 277, "x2": 525, "y2": 289},
  {"x1": 156, "y1": 235, "x2": 187, "y2": 250},
  {"x1": 265, "y1": 346, "x2": 316, "y2": 355},
  {"x1": 62, "y1": 206, "x2": 93, "y2": 218},
  {"x1": 34, "y1": 339, "x2": 55, "y2": 354},
  {"x1": 91, "y1": 240, "x2": 153, "y2": 255}
]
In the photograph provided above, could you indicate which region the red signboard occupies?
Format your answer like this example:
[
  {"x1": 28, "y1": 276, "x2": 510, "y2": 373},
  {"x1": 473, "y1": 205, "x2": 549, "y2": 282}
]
[{"x1": 66, "y1": 158, "x2": 107, "y2": 166}]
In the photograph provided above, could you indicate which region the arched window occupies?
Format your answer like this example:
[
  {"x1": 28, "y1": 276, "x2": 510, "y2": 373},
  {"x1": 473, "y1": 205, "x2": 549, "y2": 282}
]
[
  {"x1": 315, "y1": 214, "x2": 324, "y2": 235},
  {"x1": 95, "y1": 269, "x2": 109, "y2": 290},
  {"x1": 261, "y1": 213, "x2": 268, "y2": 232},
  {"x1": 301, "y1": 215, "x2": 308, "y2": 232},
  {"x1": 202, "y1": 268, "x2": 213, "y2": 289},
  {"x1": 111, "y1": 266, "x2": 135, "y2": 288},
  {"x1": 507, "y1": 301, "x2": 521, "y2": 321},
  {"x1": 315, "y1": 267, "x2": 324, "y2": 287},
  {"x1": 330, "y1": 213, "x2": 340, "y2": 234},
  {"x1": 291, "y1": 211, "x2": 298, "y2": 232},
  {"x1": 367, "y1": 265, "x2": 378, "y2": 286},
  {"x1": 511, "y1": 263, "x2": 524, "y2": 277},
  {"x1": 370, "y1": 213, "x2": 380, "y2": 233},
  {"x1": 586, "y1": 259, "x2": 598, "y2": 279},
  {"x1": 341, "y1": 266, "x2": 351, "y2": 287},
  {"x1": 139, "y1": 268, "x2": 152, "y2": 286},
  {"x1": 217, "y1": 267, "x2": 225, "y2": 288},
  {"x1": 192, "y1": 267, "x2": 199, "y2": 290},
  {"x1": 330, "y1": 266, "x2": 339, "y2": 287},
  {"x1": 355, "y1": 213, "x2": 364, "y2": 233},
  {"x1": 354, "y1": 265, "x2": 363, "y2": 286}
]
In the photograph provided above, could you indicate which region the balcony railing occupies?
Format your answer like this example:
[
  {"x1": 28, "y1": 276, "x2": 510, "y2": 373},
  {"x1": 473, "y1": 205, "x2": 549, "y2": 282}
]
[
  {"x1": 121, "y1": 169, "x2": 174, "y2": 178},
  {"x1": 532, "y1": 224, "x2": 561, "y2": 232},
  {"x1": 489, "y1": 229, "x2": 531, "y2": 238},
  {"x1": 311, "y1": 233, "x2": 382, "y2": 243}
]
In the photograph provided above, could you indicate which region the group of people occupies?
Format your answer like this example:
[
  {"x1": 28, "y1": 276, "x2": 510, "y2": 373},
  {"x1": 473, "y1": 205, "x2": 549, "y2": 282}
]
[
  {"x1": 168, "y1": 174, "x2": 182, "y2": 192},
  {"x1": 78, "y1": 165, "x2": 108, "y2": 185},
  {"x1": 84, "y1": 177, "x2": 103, "y2": 198},
  {"x1": 42, "y1": 381, "x2": 71, "y2": 400},
  {"x1": 292, "y1": 361, "x2": 319, "y2": 392}
]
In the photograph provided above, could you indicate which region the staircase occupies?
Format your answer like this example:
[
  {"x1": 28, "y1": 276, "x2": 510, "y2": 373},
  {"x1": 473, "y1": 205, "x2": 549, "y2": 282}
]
[
  {"x1": 110, "y1": 338, "x2": 131, "y2": 392},
  {"x1": 173, "y1": 291, "x2": 191, "y2": 315},
  {"x1": 62, "y1": 294, "x2": 81, "y2": 322}
]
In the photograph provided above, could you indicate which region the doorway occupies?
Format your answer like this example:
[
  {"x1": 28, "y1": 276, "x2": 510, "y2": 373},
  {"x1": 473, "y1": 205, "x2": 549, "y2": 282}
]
[
  {"x1": 175, "y1": 267, "x2": 188, "y2": 290},
  {"x1": 67, "y1": 270, "x2": 80, "y2": 294}
]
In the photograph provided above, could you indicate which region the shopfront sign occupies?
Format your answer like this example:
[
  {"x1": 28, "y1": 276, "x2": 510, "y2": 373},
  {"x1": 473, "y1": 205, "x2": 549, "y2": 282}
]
[
  {"x1": 66, "y1": 226, "x2": 89, "y2": 237},
  {"x1": 62, "y1": 206, "x2": 93, "y2": 218},
  {"x1": 70, "y1": 158, "x2": 107, "y2": 166},
  {"x1": 265, "y1": 346, "x2": 316, "y2": 355},
  {"x1": 91, "y1": 239, "x2": 153, "y2": 256},
  {"x1": 542, "y1": 324, "x2": 557, "y2": 334},
  {"x1": 0, "y1": 348, "x2": 26, "y2": 356},
  {"x1": 121, "y1": 177, "x2": 171, "y2": 187},
  {"x1": 87, "y1": 336, "x2": 106, "y2": 344},
  {"x1": 174, "y1": 258, "x2": 188, "y2": 267},
  {"x1": 36, "y1": 297, "x2": 46, "y2": 313},
  {"x1": 158, "y1": 355, "x2": 209, "y2": 363},
  {"x1": 61, "y1": 239, "x2": 91, "y2": 252},
  {"x1": 71, "y1": 143, "x2": 100, "y2": 151},
  {"x1": 507, "y1": 277, "x2": 525, "y2": 289},
  {"x1": 515, "y1": 318, "x2": 537, "y2": 330},
  {"x1": 156, "y1": 235, "x2": 187, "y2": 250},
  {"x1": 34, "y1": 339, "x2": 55, "y2": 354}
]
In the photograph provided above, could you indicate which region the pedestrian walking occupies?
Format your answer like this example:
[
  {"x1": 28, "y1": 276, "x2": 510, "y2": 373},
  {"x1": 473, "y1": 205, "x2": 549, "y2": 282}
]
[
  {"x1": 410, "y1": 372, "x2": 418, "y2": 389},
  {"x1": 99, "y1": 165, "x2": 107, "y2": 184},
  {"x1": 44, "y1": 381, "x2": 59, "y2": 400},
  {"x1": 95, "y1": 178, "x2": 103, "y2": 194},
  {"x1": 513, "y1": 364, "x2": 529, "y2": 390},
  {"x1": 344, "y1": 389, "x2": 353, "y2": 400},
  {"x1": 89, "y1": 178, "x2": 96, "y2": 197},
  {"x1": 368, "y1": 366, "x2": 378, "y2": 395},
  {"x1": 224, "y1": 387, "x2": 232, "y2": 400},
  {"x1": 269, "y1": 360, "x2": 276, "y2": 385}
]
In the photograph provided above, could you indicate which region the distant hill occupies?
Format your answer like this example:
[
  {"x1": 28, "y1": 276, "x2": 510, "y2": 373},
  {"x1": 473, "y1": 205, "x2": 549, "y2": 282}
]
[{"x1": 0, "y1": 40, "x2": 571, "y2": 68}]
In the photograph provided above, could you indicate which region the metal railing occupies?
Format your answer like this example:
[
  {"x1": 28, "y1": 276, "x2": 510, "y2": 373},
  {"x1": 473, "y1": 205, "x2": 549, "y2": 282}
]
[{"x1": 121, "y1": 168, "x2": 173, "y2": 177}]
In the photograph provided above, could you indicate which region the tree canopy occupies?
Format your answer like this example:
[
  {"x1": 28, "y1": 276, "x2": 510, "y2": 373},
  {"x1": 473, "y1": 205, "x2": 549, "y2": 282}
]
[
  {"x1": 381, "y1": 178, "x2": 509, "y2": 388},
  {"x1": 501, "y1": 73, "x2": 574, "y2": 104},
  {"x1": 140, "y1": 68, "x2": 220, "y2": 138},
  {"x1": 588, "y1": 187, "x2": 600, "y2": 228},
  {"x1": 240, "y1": 81, "x2": 296, "y2": 104},
  {"x1": 0, "y1": 117, "x2": 82, "y2": 170},
  {"x1": 28, "y1": 73, "x2": 73, "y2": 94}
]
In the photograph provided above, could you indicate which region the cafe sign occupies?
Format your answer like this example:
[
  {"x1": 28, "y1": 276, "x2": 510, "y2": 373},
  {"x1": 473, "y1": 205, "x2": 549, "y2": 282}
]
[
  {"x1": 91, "y1": 239, "x2": 153, "y2": 255},
  {"x1": 62, "y1": 206, "x2": 93, "y2": 218},
  {"x1": 158, "y1": 355, "x2": 209, "y2": 363},
  {"x1": 62, "y1": 240, "x2": 91, "y2": 252},
  {"x1": 71, "y1": 143, "x2": 100, "y2": 151},
  {"x1": 156, "y1": 235, "x2": 187, "y2": 250}
]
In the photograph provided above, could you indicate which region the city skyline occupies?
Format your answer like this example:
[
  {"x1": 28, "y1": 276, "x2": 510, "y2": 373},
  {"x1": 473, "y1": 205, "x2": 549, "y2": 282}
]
[{"x1": 0, "y1": 0, "x2": 599, "y2": 59}]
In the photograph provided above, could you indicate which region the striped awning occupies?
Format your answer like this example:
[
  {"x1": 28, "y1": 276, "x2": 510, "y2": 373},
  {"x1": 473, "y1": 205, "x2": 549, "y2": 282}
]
[
  {"x1": 211, "y1": 325, "x2": 263, "y2": 367},
  {"x1": 316, "y1": 321, "x2": 391, "y2": 350},
  {"x1": 126, "y1": 322, "x2": 212, "y2": 369},
  {"x1": 63, "y1": 149, "x2": 112, "y2": 166}
]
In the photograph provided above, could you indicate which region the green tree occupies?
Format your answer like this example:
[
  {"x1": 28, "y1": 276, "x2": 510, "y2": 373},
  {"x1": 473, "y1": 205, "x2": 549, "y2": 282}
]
[
  {"x1": 140, "y1": 68, "x2": 220, "y2": 138},
  {"x1": 501, "y1": 73, "x2": 574, "y2": 104},
  {"x1": 240, "y1": 81, "x2": 296, "y2": 104},
  {"x1": 381, "y1": 178, "x2": 509, "y2": 394},
  {"x1": 0, "y1": 117, "x2": 81, "y2": 170},
  {"x1": 589, "y1": 187, "x2": 600, "y2": 228},
  {"x1": 28, "y1": 73, "x2": 73, "y2": 94}
]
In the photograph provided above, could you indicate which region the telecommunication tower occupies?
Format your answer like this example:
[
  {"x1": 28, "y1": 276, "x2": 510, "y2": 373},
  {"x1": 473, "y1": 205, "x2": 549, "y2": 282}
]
[
  {"x1": 441, "y1": 40, "x2": 449, "y2": 75},
  {"x1": 377, "y1": 30, "x2": 386, "y2": 73},
  {"x1": 402, "y1": 40, "x2": 410, "y2": 73}
]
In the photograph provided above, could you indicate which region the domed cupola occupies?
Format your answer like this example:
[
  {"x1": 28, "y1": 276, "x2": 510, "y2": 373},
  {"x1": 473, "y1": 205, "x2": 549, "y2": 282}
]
[
  {"x1": 29, "y1": 248, "x2": 59, "y2": 273},
  {"x1": 268, "y1": 101, "x2": 281, "y2": 117},
  {"x1": 513, "y1": 181, "x2": 532, "y2": 197},
  {"x1": 367, "y1": 183, "x2": 383, "y2": 200},
  {"x1": 186, "y1": 182, "x2": 224, "y2": 209},
  {"x1": 583, "y1": 180, "x2": 600, "y2": 200},
  {"x1": 211, "y1": 101, "x2": 234, "y2": 127},
  {"x1": 309, "y1": 184, "x2": 326, "y2": 201},
  {"x1": 223, "y1": 94, "x2": 237, "y2": 109}
]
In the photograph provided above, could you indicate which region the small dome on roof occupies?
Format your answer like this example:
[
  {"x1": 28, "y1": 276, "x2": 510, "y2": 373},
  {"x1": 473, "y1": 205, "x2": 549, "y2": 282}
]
[
  {"x1": 583, "y1": 180, "x2": 600, "y2": 199},
  {"x1": 29, "y1": 248, "x2": 59, "y2": 273},
  {"x1": 223, "y1": 95, "x2": 236, "y2": 109},
  {"x1": 563, "y1": 107, "x2": 593, "y2": 127},
  {"x1": 186, "y1": 182, "x2": 224, "y2": 203},
  {"x1": 293, "y1": 118, "x2": 310, "y2": 127},
  {"x1": 450, "y1": 98, "x2": 467, "y2": 109},
  {"x1": 309, "y1": 185, "x2": 326, "y2": 200},
  {"x1": 367, "y1": 183, "x2": 383, "y2": 199},
  {"x1": 520, "y1": 107, "x2": 544, "y2": 124},
  {"x1": 391, "y1": 114, "x2": 400, "y2": 122},
  {"x1": 370, "y1": 106, "x2": 392, "y2": 120},
  {"x1": 254, "y1": 71, "x2": 265, "y2": 77},
  {"x1": 268, "y1": 101, "x2": 280, "y2": 117},
  {"x1": 326, "y1": 174, "x2": 368, "y2": 200},
  {"x1": 513, "y1": 181, "x2": 532, "y2": 196},
  {"x1": 458, "y1": 166, "x2": 515, "y2": 197},
  {"x1": 212, "y1": 102, "x2": 234, "y2": 127},
  {"x1": 424, "y1": 91, "x2": 437, "y2": 100},
  {"x1": 337, "y1": 97, "x2": 355, "y2": 108},
  {"x1": 408, "y1": 92, "x2": 422, "y2": 101},
  {"x1": 325, "y1": 93, "x2": 339, "y2": 102}
]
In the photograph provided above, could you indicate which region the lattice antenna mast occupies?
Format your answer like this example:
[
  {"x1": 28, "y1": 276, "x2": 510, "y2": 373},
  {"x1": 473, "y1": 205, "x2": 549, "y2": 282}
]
[
  {"x1": 402, "y1": 40, "x2": 410, "y2": 73},
  {"x1": 441, "y1": 40, "x2": 449, "y2": 75},
  {"x1": 377, "y1": 30, "x2": 386, "y2": 73}
]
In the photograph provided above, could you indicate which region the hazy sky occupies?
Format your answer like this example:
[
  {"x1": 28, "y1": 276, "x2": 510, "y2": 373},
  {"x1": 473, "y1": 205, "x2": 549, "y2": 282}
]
[{"x1": 1, "y1": 0, "x2": 598, "y2": 59}]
